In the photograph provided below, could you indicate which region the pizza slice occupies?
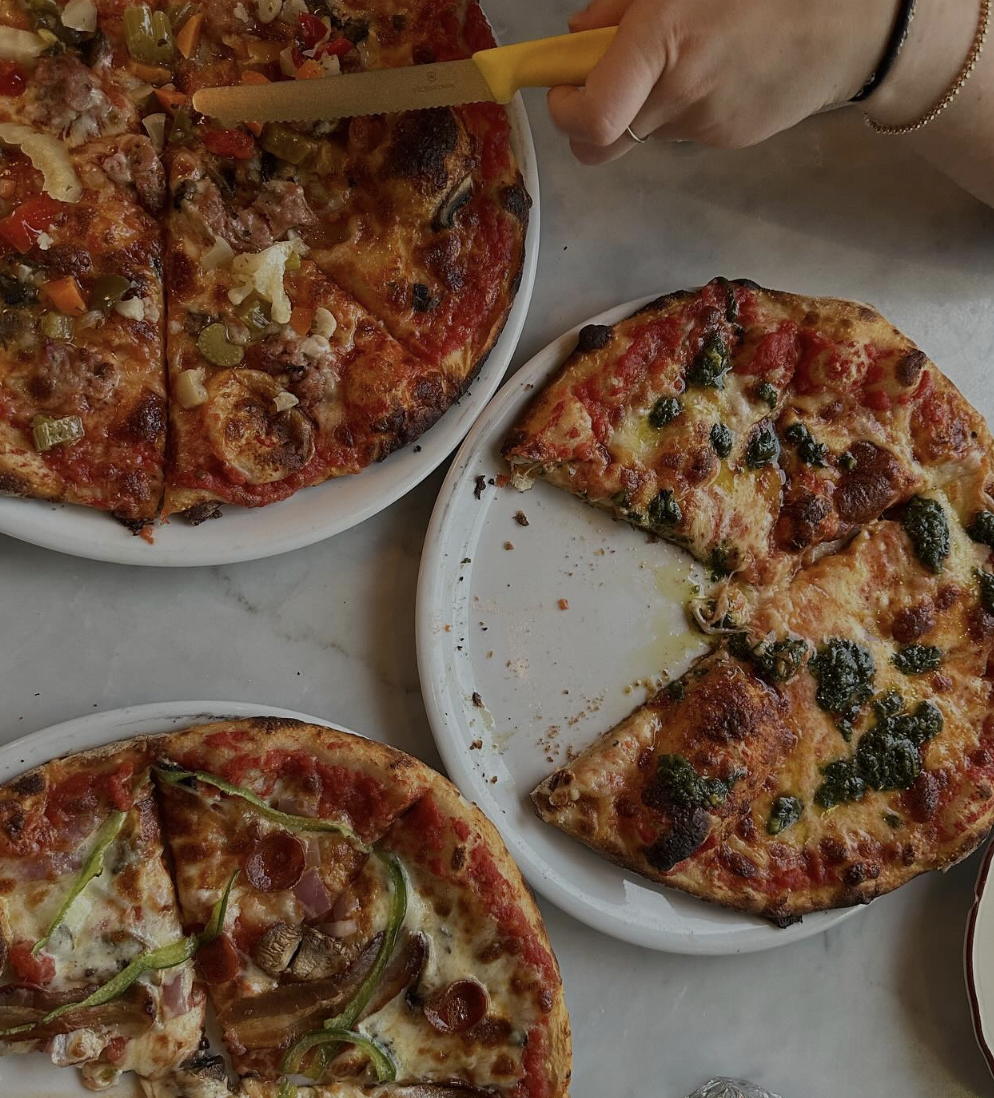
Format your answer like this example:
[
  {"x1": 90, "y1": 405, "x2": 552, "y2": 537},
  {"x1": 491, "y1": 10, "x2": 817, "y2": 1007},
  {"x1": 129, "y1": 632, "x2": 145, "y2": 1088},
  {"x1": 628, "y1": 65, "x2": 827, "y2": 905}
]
[
  {"x1": 0, "y1": 131, "x2": 167, "y2": 527},
  {"x1": 533, "y1": 493, "x2": 994, "y2": 918},
  {"x1": 502, "y1": 280, "x2": 944, "y2": 588},
  {"x1": 151, "y1": 718, "x2": 433, "y2": 1076},
  {"x1": 309, "y1": 101, "x2": 529, "y2": 390},
  {"x1": 0, "y1": 739, "x2": 204, "y2": 1089},
  {"x1": 152, "y1": 718, "x2": 569, "y2": 1097},
  {"x1": 161, "y1": 145, "x2": 454, "y2": 519}
]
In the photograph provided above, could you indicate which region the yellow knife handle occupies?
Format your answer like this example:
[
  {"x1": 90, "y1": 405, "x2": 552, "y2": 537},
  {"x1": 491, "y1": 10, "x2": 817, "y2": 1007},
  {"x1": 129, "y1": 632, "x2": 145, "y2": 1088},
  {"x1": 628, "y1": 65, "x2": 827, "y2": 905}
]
[{"x1": 473, "y1": 27, "x2": 617, "y2": 102}]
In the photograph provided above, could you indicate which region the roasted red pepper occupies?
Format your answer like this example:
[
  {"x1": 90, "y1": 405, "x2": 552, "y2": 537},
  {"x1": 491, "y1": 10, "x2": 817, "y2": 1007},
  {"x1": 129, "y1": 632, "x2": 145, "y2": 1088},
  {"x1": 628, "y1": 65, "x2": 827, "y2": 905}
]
[
  {"x1": 202, "y1": 128, "x2": 255, "y2": 160},
  {"x1": 314, "y1": 36, "x2": 353, "y2": 59},
  {"x1": 0, "y1": 196, "x2": 63, "y2": 253},
  {"x1": 0, "y1": 61, "x2": 26, "y2": 97}
]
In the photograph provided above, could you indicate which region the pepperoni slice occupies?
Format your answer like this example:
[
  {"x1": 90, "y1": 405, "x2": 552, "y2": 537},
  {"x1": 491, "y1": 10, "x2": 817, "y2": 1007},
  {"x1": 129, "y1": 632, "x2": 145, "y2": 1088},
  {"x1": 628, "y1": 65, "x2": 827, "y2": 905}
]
[
  {"x1": 198, "y1": 932, "x2": 240, "y2": 984},
  {"x1": 244, "y1": 831, "x2": 305, "y2": 892},
  {"x1": 423, "y1": 978, "x2": 489, "y2": 1034}
]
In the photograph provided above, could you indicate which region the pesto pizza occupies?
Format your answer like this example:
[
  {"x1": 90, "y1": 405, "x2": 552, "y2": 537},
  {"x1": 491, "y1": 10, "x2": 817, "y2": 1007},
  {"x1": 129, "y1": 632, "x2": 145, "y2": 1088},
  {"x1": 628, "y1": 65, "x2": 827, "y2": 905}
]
[
  {"x1": 0, "y1": 718, "x2": 571, "y2": 1097},
  {"x1": 0, "y1": 0, "x2": 528, "y2": 531},
  {"x1": 509, "y1": 278, "x2": 994, "y2": 918}
]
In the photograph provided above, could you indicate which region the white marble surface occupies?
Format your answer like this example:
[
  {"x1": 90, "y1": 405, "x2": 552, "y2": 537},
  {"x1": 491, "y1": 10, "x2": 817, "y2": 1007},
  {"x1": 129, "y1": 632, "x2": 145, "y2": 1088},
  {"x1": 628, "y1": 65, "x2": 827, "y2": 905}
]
[{"x1": 3, "y1": 1, "x2": 994, "y2": 1093}]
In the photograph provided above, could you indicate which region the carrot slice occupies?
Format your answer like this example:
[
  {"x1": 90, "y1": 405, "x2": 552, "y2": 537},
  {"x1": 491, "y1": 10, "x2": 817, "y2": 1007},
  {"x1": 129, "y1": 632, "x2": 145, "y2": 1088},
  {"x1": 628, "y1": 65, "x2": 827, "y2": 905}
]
[
  {"x1": 294, "y1": 59, "x2": 324, "y2": 80},
  {"x1": 289, "y1": 304, "x2": 315, "y2": 336},
  {"x1": 42, "y1": 276, "x2": 87, "y2": 317},
  {"x1": 128, "y1": 61, "x2": 173, "y2": 85},
  {"x1": 153, "y1": 87, "x2": 187, "y2": 112},
  {"x1": 175, "y1": 12, "x2": 203, "y2": 59}
]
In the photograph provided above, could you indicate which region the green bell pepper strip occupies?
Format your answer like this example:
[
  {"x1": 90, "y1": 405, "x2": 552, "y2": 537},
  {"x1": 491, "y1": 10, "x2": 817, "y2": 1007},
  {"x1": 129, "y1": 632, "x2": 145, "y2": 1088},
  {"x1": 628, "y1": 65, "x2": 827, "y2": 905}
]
[
  {"x1": 327, "y1": 852, "x2": 406, "y2": 1030},
  {"x1": 32, "y1": 810, "x2": 126, "y2": 955},
  {"x1": 276, "y1": 1083, "x2": 298, "y2": 1098},
  {"x1": 155, "y1": 763, "x2": 368, "y2": 851},
  {"x1": 283, "y1": 852, "x2": 407, "y2": 1078},
  {"x1": 281, "y1": 1027, "x2": 396, "y2": 1083},
  {"x1": 0, "y1": 872, "x2": 238, "y2": 1039}
]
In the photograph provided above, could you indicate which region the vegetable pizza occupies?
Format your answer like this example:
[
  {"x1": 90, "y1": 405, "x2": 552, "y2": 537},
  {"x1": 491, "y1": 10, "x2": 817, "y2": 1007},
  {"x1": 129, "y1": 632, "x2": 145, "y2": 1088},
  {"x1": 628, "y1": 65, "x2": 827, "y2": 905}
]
[
  {"x1": 505, "y1": 278, "x2": 994, "y2": 919},
  {"x1": 0, "y1": 0, "x2": 528, "y2": 530},
  {"x1": 0, "y1": 718, "x2": 570, "y2": 1095}
]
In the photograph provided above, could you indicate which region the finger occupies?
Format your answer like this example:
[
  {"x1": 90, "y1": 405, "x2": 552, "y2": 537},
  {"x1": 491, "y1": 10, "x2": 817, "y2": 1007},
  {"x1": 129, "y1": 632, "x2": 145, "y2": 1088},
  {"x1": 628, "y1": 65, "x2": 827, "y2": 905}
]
[
  {"x1": 567, "y1": 0, "x2": 634, "y2": 32},
  {"x1": 569, "y1": 130, "x2": 641, "y2": 166},
  {"x1": 547, "y1": 2, "x2": 666, "y2": 146}
]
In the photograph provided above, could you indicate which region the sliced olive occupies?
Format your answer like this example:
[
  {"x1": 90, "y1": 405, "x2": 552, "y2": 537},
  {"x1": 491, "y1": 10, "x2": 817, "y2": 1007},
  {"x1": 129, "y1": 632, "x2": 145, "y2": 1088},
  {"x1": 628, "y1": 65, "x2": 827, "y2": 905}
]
[
  {"x1": 197, "y1": 322, "x2": 244, "y2": 367},
  {"x1": 90, "y1": 274, "x2": 131, "y2": 315}
]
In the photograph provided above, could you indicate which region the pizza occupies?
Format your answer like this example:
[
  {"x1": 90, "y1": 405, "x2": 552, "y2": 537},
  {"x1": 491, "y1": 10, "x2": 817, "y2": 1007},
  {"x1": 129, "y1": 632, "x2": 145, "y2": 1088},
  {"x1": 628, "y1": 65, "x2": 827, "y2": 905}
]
[
  {"x1": 0, "y1": 739, "x2": 203, "y2": 1088},
  {"x1": 508, "y1": 278, "x2": 994, "y2": 918},
  {"x1": 0, "y1": 0, "x2": 528, "y2": 531},
  {"x1": 0, "y1": 717, "x2": 571, "y2": 1096}
]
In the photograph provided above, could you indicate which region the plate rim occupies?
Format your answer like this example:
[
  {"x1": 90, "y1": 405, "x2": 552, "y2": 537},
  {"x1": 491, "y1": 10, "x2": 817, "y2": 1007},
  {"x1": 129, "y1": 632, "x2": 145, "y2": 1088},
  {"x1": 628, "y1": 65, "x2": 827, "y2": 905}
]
[
  {"x1": 0, "y1": 700, "x2": 357, "y2": 783},
  {"x1": 965, "y1": 838, "x2": 994, "y2": 1081},
  {"x1": 416, "y1": 293, "x2": 861, "y2": 954},
  {"x1": 0, "y1": 95, "x2": 539, "y2": 568}
]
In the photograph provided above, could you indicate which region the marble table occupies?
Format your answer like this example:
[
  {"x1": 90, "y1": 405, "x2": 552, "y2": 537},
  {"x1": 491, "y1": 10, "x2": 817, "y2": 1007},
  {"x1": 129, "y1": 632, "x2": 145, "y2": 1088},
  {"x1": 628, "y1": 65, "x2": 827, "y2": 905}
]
[{"x1": 3, "y1": 3, "x2": 994, "y2": 1094}]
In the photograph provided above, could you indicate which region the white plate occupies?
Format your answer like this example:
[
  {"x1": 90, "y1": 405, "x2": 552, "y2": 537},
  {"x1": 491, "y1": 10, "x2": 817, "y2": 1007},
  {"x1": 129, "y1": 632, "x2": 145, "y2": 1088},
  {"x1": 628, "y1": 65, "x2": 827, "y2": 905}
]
[
  {"x1": 966, "y1": 840, "x2": 994, "y2": 1081},
  {"x1": 0, "y1": 700, "x2": 357, "y2": 1097},
  {"x1": 0, "y1": 98, "x2": 539, "y2": 568},
  {"x1": 416, "y1": 296, "x2": 861, "y2": 954}
]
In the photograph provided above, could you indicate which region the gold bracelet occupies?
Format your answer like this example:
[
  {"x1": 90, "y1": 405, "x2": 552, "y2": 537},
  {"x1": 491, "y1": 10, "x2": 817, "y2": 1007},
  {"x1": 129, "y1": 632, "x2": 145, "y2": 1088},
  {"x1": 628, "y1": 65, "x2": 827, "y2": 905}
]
[{"x1": 865, "y1": 0, "x2": 990, "y2": 134}]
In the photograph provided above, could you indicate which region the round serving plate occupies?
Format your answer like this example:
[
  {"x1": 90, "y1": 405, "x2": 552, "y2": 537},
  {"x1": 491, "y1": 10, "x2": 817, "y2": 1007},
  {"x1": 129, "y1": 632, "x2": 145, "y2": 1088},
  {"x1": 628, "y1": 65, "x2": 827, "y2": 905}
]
[
  {"x1": 0, "y1": 700, "x2": 357, "y2": 1097},
  {"x1": 416, "y1": 296, "x2": 862, "y2": 954},
  {"x1": 966, "y1": 839, "x2": 994, "y2": 1081},
  {"x1": 0, "y1": 97, "x2": 539, "y2": 568}
]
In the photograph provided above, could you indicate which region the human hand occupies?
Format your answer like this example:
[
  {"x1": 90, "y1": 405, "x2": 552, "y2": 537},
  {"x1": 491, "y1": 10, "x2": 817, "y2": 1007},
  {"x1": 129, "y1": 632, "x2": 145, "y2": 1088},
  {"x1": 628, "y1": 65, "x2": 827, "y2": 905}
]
[{"x1": 547, "y1": 0, "x2": 900, "y2": 163}]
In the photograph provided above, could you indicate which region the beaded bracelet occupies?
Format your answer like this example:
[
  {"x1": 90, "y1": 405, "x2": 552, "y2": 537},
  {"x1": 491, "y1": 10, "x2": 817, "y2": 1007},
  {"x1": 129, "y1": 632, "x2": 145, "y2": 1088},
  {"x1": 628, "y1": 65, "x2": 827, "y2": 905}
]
[{"x1": 865, "y1": 0, "x2": 990, "y2": 134}]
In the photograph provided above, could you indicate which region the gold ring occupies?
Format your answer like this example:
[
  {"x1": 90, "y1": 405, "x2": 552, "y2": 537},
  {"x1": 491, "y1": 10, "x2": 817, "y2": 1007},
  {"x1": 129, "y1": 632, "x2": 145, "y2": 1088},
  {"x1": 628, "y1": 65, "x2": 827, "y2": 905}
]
[{"x1": 625, "y1": 124, "x2": 647, "y2": 143}]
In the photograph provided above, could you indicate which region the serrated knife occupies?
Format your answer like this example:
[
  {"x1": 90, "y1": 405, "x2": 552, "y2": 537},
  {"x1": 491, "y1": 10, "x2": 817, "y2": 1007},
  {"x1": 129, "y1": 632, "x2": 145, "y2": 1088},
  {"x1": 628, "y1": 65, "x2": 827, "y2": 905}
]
[{"x1": 192, "y1": 27, "x2": 617, "y2": 123}]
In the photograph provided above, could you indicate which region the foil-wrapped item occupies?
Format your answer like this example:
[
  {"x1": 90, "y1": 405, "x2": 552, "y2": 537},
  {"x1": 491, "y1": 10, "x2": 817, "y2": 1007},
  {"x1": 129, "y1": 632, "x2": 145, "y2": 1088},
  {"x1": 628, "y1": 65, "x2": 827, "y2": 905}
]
[{"x1": 687, "y1": 1079, "x2": 787, "y2": 1098}]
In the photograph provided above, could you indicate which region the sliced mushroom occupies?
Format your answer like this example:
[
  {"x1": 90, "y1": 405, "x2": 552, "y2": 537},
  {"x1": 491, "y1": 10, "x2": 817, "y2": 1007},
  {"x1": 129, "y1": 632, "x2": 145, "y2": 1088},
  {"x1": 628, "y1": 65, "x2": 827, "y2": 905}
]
[
  {"x1": 288, "y1": 925, "x2": 347, "y2": 982},
  {"x1": 254, "y1": 921, "x2": 302, "y2": 977},
  {"x1": 222, "y1": 934, "x2": 382, "y2": 1052},
  {"x1": 205, "y1": 368, "x2": 315, "y2": 485},
  {"x1": 432, "y1": 173, "x2": 473, "y2": 231},
  {"x1": 361, "y1": 931, "x2": 428, "y2": 1018}
]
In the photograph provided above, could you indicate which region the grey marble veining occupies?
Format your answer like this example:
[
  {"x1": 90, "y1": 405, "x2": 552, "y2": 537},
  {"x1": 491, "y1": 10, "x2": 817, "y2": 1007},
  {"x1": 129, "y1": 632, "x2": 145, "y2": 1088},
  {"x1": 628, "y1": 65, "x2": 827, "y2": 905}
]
[{"x1": 3, "y1": 1, "x2": 994, "y2": 1094}]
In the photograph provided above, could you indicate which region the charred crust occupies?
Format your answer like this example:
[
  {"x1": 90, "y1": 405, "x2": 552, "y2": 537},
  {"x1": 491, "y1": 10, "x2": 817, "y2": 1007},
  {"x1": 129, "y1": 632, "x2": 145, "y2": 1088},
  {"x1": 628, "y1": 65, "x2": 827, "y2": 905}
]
[
  {"x1": 386, "y1": 109, "x2": 459, "y2": 191},
  {"x1": 113, "y1": 514, "x2": 154, "y2": 533},
  {"x1": 575, "y1": 324, "x2": 613, "y2": 354},
  {"x1": 0, "y1": 470, "x2": 30, "y2": 497},
  {"x1": 719, "y1": 845, "x2": 759, "y2": 879},
  {"x1": 500, "y1": 179, "x2": 531, "y2": 223},
  {"x1": 776, "y1": 489, "x2": 832, "y2": 550},
  {"x1": 644, "y1": 806, "x2": 711, "y2": 872},
  {"x1": 10, "y1": 771, "x2": 44, "y2": 797},
  {"x1": 896, "y1": 349, "x2": 927, "y2": 388},
  {"x1": 901, "y1": 770, "x2": 941, "y2": 823},
  {"x1": 766, "y1": 912, "x2": 803, "y2": 928},
  {"x1": 181, "y1": 501, "x2": 223, "y2": 526}
]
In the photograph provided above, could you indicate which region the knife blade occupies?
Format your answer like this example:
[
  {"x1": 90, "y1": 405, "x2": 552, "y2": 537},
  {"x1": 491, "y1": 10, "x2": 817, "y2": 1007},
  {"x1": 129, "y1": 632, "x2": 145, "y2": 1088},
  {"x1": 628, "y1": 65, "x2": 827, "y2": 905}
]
[{"x1": 192, "y1": 27, "x2": 616, "y2": 124}]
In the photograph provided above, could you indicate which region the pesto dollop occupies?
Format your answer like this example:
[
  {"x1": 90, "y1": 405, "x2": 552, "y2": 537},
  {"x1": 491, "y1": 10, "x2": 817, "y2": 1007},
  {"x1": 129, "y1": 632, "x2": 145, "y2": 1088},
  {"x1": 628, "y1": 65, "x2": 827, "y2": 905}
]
[
  {"x1": 967, "y1": 509, "x2": 994, "y2": 549},
  {"x1": 647, "y1": 488, "x2": 682, "y2": 528},
  {"x1": 902, "y1": 496, "x2": 950, "y2": 574},
  {"x1": 730, "y1": 633, "x2": 808, "y2": 683},
  {"x1": 746, "y1": 422, "x2": 781, "y2": 469},
  {"x1": 686, "y1": 333, "x2": 730, "y2": 389},
  {"x1": 892, "y1": 644, "x2": 942, "y2": 675},
  {"x1": 810, "y1": 639, "x2": 875, "y2": 736},
  {"x1": 647, "y1": 396, "x2": 682, "y2": 428},
  {"x1": 755, "y1": 381, "x2": 778, "y2": 409},
  {"x1": 979, "y1": 570, "x2": 994, "y2": 614},
  {"x1": 783, "y1": 422, "x2": 827, "y2": 467},
  {"x1": 767, "y1": 795, "x2": 803, "y2": 835},
  {"x1": 710, "y1": 421, "x2": 733, "y2": 459},
  {"x1": 654, "y1": 754, "x2": 737, "y2": 810}
]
